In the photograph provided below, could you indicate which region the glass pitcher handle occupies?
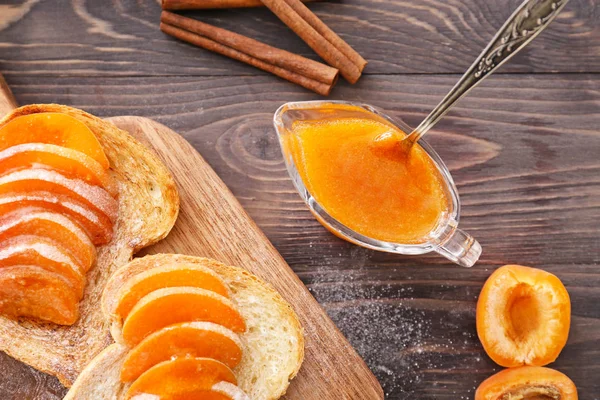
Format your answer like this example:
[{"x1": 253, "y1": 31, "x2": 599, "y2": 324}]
[{"x1": 435, "y1": 227, "x2": 482, "y2": 268}]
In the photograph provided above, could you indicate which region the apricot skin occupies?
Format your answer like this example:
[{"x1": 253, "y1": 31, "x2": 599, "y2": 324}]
[
  {"x1": 121, "y1": 287, "x2": 246, "y2": 346},
  {"x1": 0, "y1": 235, "x2": 85, "y2": 298},
  {"x1": 0, "y1": 207, "x2": 96, "y2": 271},
  {"x1": 0, "y1": 112, "x2": 110, "y2": 168},
  {"x1": 124, "y1": 357, "x2": 236, "y2": 400},
  {"x1": 0, "y1": 265, "x2": 79, "y2": 325},
  {"x1": 475, "y1": 366, "x2": 577, "y2": 400},
  {"x1": 0, "y1": 143, "x2": 117, "y2": 196},
  {"x1": 114, "y1": 264, "x2": 230, "y2": 320},
  {"x1": 132, "y1": 393, "x2": 230, "y2": 400},
  {"x1": 0, "y1": 169, "x2": 118, "y2": 223},
  {"x1": 476, "y1": 265, "x2": 570, "y2": 367},
  {"x1": 0, "y1": 192, "x2": 114, "y2": 245},
  {"x1": 120, "y1": 321, "x2": 242, "y2": 382}
]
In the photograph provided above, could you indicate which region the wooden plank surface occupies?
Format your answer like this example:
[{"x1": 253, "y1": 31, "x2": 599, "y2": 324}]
[
  {"x1": 0, "y1": 0, "x2": 598, "y2": 76},
  {"x1": 1, "y1": 0, "x2": 600, "y2": 399}
]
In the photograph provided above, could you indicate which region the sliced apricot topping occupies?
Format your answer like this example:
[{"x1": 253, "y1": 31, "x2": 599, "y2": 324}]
[
  {"x1": 160, "y1": 393, "x2": 233, "y2": 400},
  {"x1": 0, "y1": 143, "x2": 117, "y2": 196},
  {"x1": 120, "y1": 321, "x2": 242, "y2": 382},
  {"x1": 0, "y1": 207, "x2": 95, "y2": 270},
  {"x1": 0, "y1": 192, "x2": 113, "y2": 245},
  {"x1": 475, "y1": 366, "x2": 577, "y2": 400},
  {"x1": 210, "y1": 382, "x2": 250, "y2": 400},
  {"x1": 131, "y1": 394, "x2": 230, "y2": 400},
  {"x1": 0, "y1": 112, "x2": 109, "y2": 169},
  {"x1": 0, "y1": 235, "x2": 85, "y2": 297},
  {"x1": 131, "y1": 383, "x2": 249, "y2": 400},
  {"x1": 0, "y1": 169, "x2": 118, "y2": 223},
  {"x1": 477, "y1": 265, "x2": 570, "y2": 367},
  {"x1": 0, "y1": 265, "x2": 79, "y2": 325},
  {"x1": 114, "y1": 264, "x2": 230, "y2": 321},
  {"x1": 121, "y1": 287, "x2": 246, "y2": 346},
  {"x1": 125, "y1": 357, "x2": 236, "y2": 400}
]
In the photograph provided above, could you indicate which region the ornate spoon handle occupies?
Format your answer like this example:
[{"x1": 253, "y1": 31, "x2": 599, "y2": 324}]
[{"x1": 406, "y1": 0, "x2": 569, "y2": 144}]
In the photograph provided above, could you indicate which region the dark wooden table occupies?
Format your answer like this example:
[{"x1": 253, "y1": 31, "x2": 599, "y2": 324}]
[{"x1": 1, "y1": 0, "x2": 599, "y2": 399}]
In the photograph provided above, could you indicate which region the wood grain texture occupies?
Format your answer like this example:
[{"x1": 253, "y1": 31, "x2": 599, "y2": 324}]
[
  {"x1": 0, "y1": 73, "x2": 597, "y2": 398},
  {"x1": 161, "y1": 0, "x2": 316, "y2": 9},
  {"x1": 0, "y1": 0, "x2": 597, "y2": 76}
]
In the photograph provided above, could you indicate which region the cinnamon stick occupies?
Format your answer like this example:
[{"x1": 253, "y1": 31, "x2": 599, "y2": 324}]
[
  {"x1": 284, "y1": 0, "x2": 367, "y2": 73},
  {"x1": 259, "y1": 0, "x2": 366, "y2": 83},
  {"x1": 162, "y1": 0, "x2": 314, "y2": 9},
  {"x1": 160, "y1": 11, "x2": 339, "y2": 95}
]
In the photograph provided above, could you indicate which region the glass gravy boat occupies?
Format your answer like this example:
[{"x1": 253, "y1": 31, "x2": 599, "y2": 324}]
[{"x1": 274, "y1": 101, "x2": 481, "y2": 268}]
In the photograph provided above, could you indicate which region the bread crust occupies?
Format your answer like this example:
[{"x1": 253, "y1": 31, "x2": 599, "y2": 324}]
[
  {"x1": 0, "y1": 105, "x2": 179, "y2": 386},
  {"x1": 68, "y1": 254, "x2": 305, "y2": 400}
]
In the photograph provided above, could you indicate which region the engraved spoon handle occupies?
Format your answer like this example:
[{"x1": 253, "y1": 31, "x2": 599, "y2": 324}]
[{"x1": 405, "y1": 0, "x2": 569, "y2": 145}]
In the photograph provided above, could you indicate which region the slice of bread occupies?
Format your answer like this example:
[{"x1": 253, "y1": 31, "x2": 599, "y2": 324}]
[
  {"x1": 66, "y1": 254, "x2": 304, "y2": 400},
  {"x1": 0, "y1": 105, "x2": 179, "y2": 386}
]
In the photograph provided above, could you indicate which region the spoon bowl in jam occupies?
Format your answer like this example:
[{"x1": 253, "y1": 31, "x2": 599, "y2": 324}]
[{"x1": 274, "y1": 101, "x2": 481, "y2": 268}]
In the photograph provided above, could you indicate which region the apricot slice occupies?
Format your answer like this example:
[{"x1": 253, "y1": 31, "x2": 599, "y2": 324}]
[
  {"x1": 131, "y1": 382, "x2": 250, "y2": 400},
  {"x1": 475, "y1": 366, "x2": 577, "y2": 400},
  {"x1": 0, "y1": 169, "x2": 118, "y2": 223},
  {"x1": 210, "y1": 382, "x2": 251, "y2": 400},
  {"x1": 0, "y1": 265, "x2": 79, "y2": 325},
  {"x1": 0, "y1": 192, "x2": 113, "y2": 245},
  {"x1": 0, "y1": 235, "x2": 85, "y2": 297},
  {"x1": 113, "y1": 264, "x2": 230, "y2": 320},
  {"x1": 131, "y1": 394, "x2": 230, "y2": 400},
  {"x1": 477, "y1": 265, "x2": 571, "y2": 367},
  {"x1": 0, "y1": 207, "x2": 95, "y2": 270},
  {"x1": 0, "y1": 143, "x2": 117, "y2": 196},
  {"x1": 121, "y1": 287, "x2": 246, "y2": 346},
  {"x1": 125, "y1": 357, "x2": 236, "y2": 400},
  {"x1": 0, "y1": 112, "x2": 109, "y2": 169},
  {"x1": 120, "y1": 321, "x2": 242, "y2": 382},
  {"x1": 162, "y1": 393, "x2": 233, "y2": 400}
]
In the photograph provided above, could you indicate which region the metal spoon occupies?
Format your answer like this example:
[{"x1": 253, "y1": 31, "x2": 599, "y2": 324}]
[{"x1": 403, "y1": 0, "x2": 570, "y2": 149}]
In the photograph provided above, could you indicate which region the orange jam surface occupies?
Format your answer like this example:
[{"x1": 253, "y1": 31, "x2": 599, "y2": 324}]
[{"x1": 286, "y1": 114, "x2": 449, "y2": 244}]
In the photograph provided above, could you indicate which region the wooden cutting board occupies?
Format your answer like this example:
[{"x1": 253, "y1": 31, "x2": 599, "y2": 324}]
[{"x1": 0, "y1": 74, "x2": 384, "y2": 399}]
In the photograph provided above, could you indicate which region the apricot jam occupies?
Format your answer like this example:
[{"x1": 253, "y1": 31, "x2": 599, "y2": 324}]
[{"x1": 286, "y1": 116, "x2": 449, "y2": 244}]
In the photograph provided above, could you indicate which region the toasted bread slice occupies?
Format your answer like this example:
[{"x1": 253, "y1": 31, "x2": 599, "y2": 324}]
[
  {"x1": 67, "y1": 254, "x2": 304, "y2": 400},
  {"x1": 0, "y1": 105, "x2": 179, "y2": 386}
]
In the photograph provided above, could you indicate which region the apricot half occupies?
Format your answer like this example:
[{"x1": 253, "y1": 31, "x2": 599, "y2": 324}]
[
  {"x1": 0, "y1": 192, "x2": 113, "y2": 245},
  {"x1": 0, "y1": 235, "x2": 85, "y2": 297},
  {"x1": 0, "y1": 112, "x2": 109, "y2": 169},
  {"x1": 0, "y1": 265, "x2": 79, "y2": 325},
  {"x1": 120, "y1": 321, "x2": 243, "y2": 382},
  {"x1": 477, "y1": 265, "x2": 570, "y2": 367},
  {"x1": 0, "y1": 143, "x2": 117, "y2": 196},
  {"x1": 0, "y1": 169, "x2": 118, "y2": 223},
  {"x1": 121, "y1": 287, "x2": 246, "y2": 346},
  {"x1": 113, "y1": 264, "x2": 231, "y2": 320},
  {"x1": 0, "y1": 207, "x2": 95, "y2": 270},
  {"x1": 475, "y1": 366, "x2": 577, "y2": 400},
  {"x1": 125, "y1": 357, "x2": 236, "y2": 400}
]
